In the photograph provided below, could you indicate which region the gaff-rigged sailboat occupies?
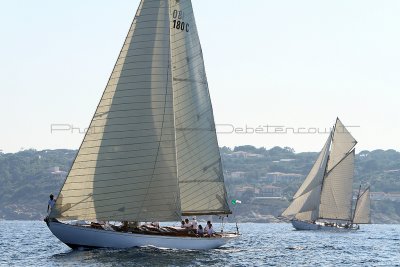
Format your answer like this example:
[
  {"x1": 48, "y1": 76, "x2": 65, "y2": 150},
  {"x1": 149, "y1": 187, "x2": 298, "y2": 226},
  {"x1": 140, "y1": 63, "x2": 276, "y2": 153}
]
[
  {"x1": 45, "y1": 0, "x2": 238, "y2": 249},
  {"x1": 281, "y1": 118, "x2": 371, "y2": 230}
]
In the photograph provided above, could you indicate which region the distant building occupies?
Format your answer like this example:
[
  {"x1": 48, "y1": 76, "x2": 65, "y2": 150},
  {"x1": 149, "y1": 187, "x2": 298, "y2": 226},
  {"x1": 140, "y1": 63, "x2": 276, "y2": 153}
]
[
  {"x1": 235, "y1": 186, "x2": 259, "y2": 197},
  {"x1": 262, "y1": 172, "x2": 304, "y2": 183},
  {"x1": 370, "y1": 192, "x2": 400, "y2": 202},
  {"x1": 386, "y1": 193, "x2": 400, "y2": 202},
  {"x1": 226, "y1": 151, "x2": 264, "y2": 159},
  {"x1": 261, "y1": 185, "x2": 282, "y2": 197}
]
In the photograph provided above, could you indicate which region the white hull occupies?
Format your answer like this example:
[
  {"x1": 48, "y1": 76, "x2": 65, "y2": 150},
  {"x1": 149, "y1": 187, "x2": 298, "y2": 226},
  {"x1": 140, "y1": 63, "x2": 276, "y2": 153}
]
[
  {"x1": 291, "y1": 220, "x2": 359, "y2": 231},
  {"x1": 47, "y1": 221, "x2": 237, "y2": 250}
]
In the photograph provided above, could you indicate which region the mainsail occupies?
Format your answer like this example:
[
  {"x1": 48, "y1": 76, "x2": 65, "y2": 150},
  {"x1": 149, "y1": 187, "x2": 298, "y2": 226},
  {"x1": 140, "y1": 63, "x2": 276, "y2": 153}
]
[
  {"x1": 282, "y1": 118, "x2": 358, "y2": 222},
  {"x1": 319, "y1": 150, "x2": 355, "y2": 220},
  {"x1": 353, "y1": 187, "x2": 371, "y2": 224},
  {"x1": 50, "y1": 0, "x2": 230, "y2": 222}
]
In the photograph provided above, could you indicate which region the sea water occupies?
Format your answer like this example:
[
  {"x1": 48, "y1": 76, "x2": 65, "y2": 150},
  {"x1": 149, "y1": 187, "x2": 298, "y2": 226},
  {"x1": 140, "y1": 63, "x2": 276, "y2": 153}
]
[{"x1": 0, "y1": 221, "x2": 399, "y2": 266}]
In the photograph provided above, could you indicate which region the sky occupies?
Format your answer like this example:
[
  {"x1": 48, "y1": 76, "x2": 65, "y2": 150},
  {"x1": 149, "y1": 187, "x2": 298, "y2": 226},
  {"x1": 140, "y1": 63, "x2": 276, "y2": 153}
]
[{"x1": 0, "y1": 0, "x2": 399, "y2": 153}]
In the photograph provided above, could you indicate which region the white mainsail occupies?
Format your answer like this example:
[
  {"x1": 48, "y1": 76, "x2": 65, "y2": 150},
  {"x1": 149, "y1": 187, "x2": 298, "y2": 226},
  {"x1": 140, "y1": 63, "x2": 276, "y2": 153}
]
[
  {"x1": 170, "y1": 0, "x2": 231, "y2": 216},
  {"x1": 319, "y1": 150, "x2": 355, "y2": 221},
  {"x1": 353, "y1": 187, "x2": 371, "y2": 224},
  {"x1": 50, "y1": 0, "x2": 230, "y2": 222}
]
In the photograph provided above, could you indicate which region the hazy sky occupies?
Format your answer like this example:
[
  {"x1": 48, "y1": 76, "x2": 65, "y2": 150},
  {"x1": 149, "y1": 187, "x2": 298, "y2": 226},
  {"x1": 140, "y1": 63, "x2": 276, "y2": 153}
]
[{"x1": 0, "y1": 0, "x2": 399, "y2": 153}]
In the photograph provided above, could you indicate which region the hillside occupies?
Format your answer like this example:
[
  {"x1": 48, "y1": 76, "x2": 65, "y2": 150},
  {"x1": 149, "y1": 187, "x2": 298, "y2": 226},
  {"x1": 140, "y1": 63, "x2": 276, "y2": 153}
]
[{"x1": 0, "y1": 147, "x2": 399, "y2": 223}]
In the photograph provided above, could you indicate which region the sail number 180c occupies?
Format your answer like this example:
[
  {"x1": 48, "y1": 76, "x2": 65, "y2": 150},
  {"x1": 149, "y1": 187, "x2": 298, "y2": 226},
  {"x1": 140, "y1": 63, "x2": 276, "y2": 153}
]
[{"x1": 172, "y1": 10, "x2": 189, "y2": 32}]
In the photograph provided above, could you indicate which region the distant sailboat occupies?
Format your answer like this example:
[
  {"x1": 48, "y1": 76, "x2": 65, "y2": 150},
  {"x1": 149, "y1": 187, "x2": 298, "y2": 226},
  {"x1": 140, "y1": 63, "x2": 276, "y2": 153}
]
[
  {"x1": 281, "y1": 118, "x2": 371, "y2": 230},
  {"x1": 45, "y1": 0, "x2": 238, "y2": 249},
  {"x1": 353, "y1": 186, "x2": 371, "y2": 225}
]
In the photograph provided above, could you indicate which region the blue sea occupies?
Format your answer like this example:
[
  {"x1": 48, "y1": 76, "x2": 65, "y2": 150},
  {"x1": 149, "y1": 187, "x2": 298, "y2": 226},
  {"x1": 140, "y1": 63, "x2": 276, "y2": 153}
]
[{"x1": 0, "y1": 221, "x2": 399, "y2": 266}]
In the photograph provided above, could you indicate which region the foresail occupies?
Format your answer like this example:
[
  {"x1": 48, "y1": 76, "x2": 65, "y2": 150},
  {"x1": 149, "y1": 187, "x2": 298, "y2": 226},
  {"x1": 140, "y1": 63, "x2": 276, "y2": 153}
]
[
  {"x1": 169, "y1": 0, "x2": 231, "y2": 216},
  {"x1": 295, "y1": 210, "x2": 319, "y2": 222},
  {"x1": 327, "y1": 118, "x2": 357, "y2": 172},
  {"x1": 51, "y1": 0, "x2": 182, "y2": 222},
  {"x1": 353, "y1": 188, "x2": 371, "y2": 224},
  {"x1": 294, "y1": 134, "x2": 332, "y2": 199},
  {"x1": 282, "y1": 134, "x2": 331, "y2": 221},
  {"x1": 282, "y1": 187, "x2": 321, "y2": 221},
  {"x1": 319, "y1": 150, "x2": 355, "y2": 221}
]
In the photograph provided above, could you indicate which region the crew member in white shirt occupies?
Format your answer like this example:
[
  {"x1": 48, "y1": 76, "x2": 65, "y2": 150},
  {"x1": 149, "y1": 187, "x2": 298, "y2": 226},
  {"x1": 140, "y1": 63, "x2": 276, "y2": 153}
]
[
  {"x1": 47, "y1": 194, "x2": 56, "y2": 215},
  {"x1": 191, "y1": 217, "x2": 198, "y2": 233}
]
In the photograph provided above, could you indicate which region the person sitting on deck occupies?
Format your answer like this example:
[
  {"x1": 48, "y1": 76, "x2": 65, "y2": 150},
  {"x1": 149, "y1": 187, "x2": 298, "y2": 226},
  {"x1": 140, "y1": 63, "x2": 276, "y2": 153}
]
[
  {"x1": 181, "y1": 220, "x2": 185, "y2": 228},
  {"x1": 183, "y1": 218, "x2": 192, "y2": 229},
  {"x1": 204, "y1": 221, "x2": 211, "y2": 232},
  {"x1": 191, "y1": 217, "x2": 198, "y2": 233},
  {"x1": 47, "y1": 194, "x2": 56, "y2": 215},
  {"x1": 150, "y1": 222, "x2": 160, "y2": 229},
  {"x1": 206, "y1": 223, "x2": 215, "y2": 237},
  {"x1": 197, "y1": 225, "x2": 204, "y2": 237}
]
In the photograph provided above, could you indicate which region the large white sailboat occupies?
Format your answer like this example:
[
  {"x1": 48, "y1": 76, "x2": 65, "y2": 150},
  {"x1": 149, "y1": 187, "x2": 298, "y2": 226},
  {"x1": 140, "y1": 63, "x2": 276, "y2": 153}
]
[
  {"x1": 45, "y1": 0, "x2": 238, "y2": 249},
  {"x1": 281, "y1": 118, "x2": 371, "y2": 230}
]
